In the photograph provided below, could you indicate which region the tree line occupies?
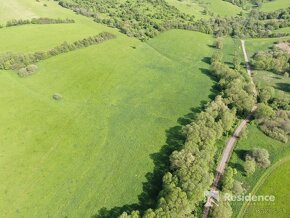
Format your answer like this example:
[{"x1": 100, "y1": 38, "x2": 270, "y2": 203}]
[
  {"x1": 0, "y1": 32, "x2": 116, "y2": 75},
  {"x1": 57, "y1": 0, "x2": 290, "y2": 40},
  {"x1": 0, "y1": 18, "x2": 75, "y2": 28},
  {"x1": 117, "y1": 40, "x2": 257, "y2": 218}
]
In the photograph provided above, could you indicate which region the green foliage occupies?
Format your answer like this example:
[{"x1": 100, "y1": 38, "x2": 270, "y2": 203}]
[
  {"x1": 58, "y1": 0, "x2": 290, "y2": 40},
  {"x1": 232, "y1": 180, "x2": 244, "y2": 194},
  {"x1": 211, "y1": 51, "x2": 223, "y2": 63},
  {"x1": 211, "y1": 61, "x2": 256, "y2": 114},
  {"x1": 215, "y1": 37, "x2": 224, "y2": 49},
  {"x1": 244, "y1": 155, "x2": 256, "y2": 176},
  {"x1": 251, "y1": 47, "x2": 290, "y2": 75},
  {"x1": 258, "y1": 86, "x2": 274, "y2": 103},
  {"x1": 18, "y1": 64, "x2": 38, "y2": 77},
  {"x1": 255, "y1": 103, "x2": 275, "y2": 119},
  {"x1": 222, "y1": 167, "x2": 235, "y2": 191},
  {"x1": 250, "y1": 148, "x2": 271, "y2": 168},
  {"x1": 258, "y1": 109, "x2": 290, "y2": 143},
  {"x1": 6, "y1": 18, "x2": 75, "y2": 27},
  {"x1": 211, "y1": 197, "x2": 233, "y2": 218}
]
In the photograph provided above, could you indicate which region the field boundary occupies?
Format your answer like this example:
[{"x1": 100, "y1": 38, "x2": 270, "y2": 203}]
[{"x1": 237, "y1": 156, "x2": 290, "y2": 218}]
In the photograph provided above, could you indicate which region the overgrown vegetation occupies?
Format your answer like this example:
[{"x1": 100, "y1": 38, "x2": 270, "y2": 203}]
[
  {"x1": 256, "y1": 107, "x2": 290, "y2": 142},
  {"x1": 251, "y1": 42, "x2": 290, "y2": 75},
  {"x1": 0, "y1": 32, "x2": 115, "y2": 72},
  {"x1": 57, "y1": 0, "x2": 290, "y2": 40}
]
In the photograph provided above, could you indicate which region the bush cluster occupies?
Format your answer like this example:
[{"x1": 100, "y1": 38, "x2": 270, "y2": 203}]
[
  {"x1": 18, "y1": 64, "x2": 38, "y2": 77},
  {"x1": 251, "y1": 46, "x2": 290, "y2": 75},
  {"x1": 258, "y1": 109, "x2": 290, "y2": 143},
  {"x1": 0, "y1": 32, "x2": 116, "y2": 71}
]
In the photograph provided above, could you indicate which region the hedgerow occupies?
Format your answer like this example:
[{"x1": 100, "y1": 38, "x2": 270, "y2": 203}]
[
  {"x1": 5, "y1": 18, "x2": 75, "y2": 27},
  {"x1": 0, "y1": 32, "x2": 116, "y2": 72}
]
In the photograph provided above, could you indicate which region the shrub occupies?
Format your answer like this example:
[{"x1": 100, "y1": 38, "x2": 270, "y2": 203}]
[
  {"x1": 244, "y1": 155, "x2": 256, "y2": 176},
  {"x1": 258, "y1": 110, "x2": 290, "y2": 143},
  {"x1": 17, "y1": 64, "x2": 38, "y2": 77},
  {"x1": 53, "y1": 93, "x2": 63, "y2": 101},
  {"x1": 250, "y1": 148, "x2": 271, "y2": 168},
  {"x1": 232, "y1": 180, "x2": 243, "y2": 194}
]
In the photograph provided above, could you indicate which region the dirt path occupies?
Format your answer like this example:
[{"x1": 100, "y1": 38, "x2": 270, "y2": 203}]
[{"x1": 202, "y1": 40, "x2": 257, "y2": 218}]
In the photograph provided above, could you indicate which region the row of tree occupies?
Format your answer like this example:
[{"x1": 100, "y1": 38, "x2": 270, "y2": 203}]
[
  {"x1": 0, "y1": 32, "x2": 116, "y2": 71},
  {"x1": 120, "y1": 95, "x2": 237, "y2": 218},
  {"x1": 118, "y1": 41, "x2": 257, "y2": 217},
  {"x1": 3, "y1": 18, "x2": 75, "y2": 28},
  {"x1": 57, "y1": 0, "x2": 290, "y2": 40}
]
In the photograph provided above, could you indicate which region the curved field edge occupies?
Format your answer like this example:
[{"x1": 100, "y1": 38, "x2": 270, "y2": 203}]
[
  {"x1": 229, "y1": 123, "x2": 290, "y2": 217},
  {"x1": 237, "y1": 157, "x2": 290, "y2": 218}
]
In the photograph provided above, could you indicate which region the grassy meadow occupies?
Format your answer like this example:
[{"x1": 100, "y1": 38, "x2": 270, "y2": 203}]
[
  {"x1": 165, "y1": 0, "x2": 242, "y2": 19},
  {"x1": 239, "y1": 158, "x2": 290, "y2": 218},
  {"x1": 261, "y1": 0, "x2": 290, "y2": 12},
  {"x1": 0, "y1": 0, "x2": 216, "y2": 217},
  {"x1": 229, "y1": 124, "x2": 290, "y2": 217}
]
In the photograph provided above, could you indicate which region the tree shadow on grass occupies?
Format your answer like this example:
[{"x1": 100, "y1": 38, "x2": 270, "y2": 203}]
[
  {"x1": 275, "y1": 83, "x2": 290, "y2": 93},
  {"x1": 92, "y1": 60, "x2": 217, "y2": 218},
  {"x1": 234, "y1": 149, "x2": 248, "y2": 161},
  {"x1": 92, "y1": 102, "x2": 207, "y2": 218},
  {"x1": 228, "y1": 162, "x2": 244, "y2": 173},
  {"x1": 202, "y1": 56, "x2": 212, "y2": 65}
]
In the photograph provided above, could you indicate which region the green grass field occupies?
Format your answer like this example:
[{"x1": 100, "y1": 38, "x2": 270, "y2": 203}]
[
  {"x1": 0, "y1": 0, "x2": 217, "y2": 217},
  {"x1": 261, "y1": 0, "x2": 290, "y2": 12},
  {"x1": 239, "y1": 158, "x2": 290, "y2": 218},
  {"x1": 229, "y1": 124, "x2": 290, "y2": 217}
]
